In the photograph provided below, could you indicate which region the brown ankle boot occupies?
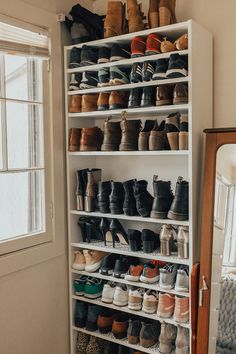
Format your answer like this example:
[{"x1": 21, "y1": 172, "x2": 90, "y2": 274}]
[
  {"x1": 156, "y1": 85, "x2": 173, "y2": 106},
  {"x1": 159, "y1": 0, "x2": 177, "y2": 26},
  {"x1": 104, "y1": 1, "x2": 126, "y2": 38},
  {"x1": 119, "y1": 112, "x2": 141, "y2": 151},
  {"x1": 149, "y1": 120, "x2": 169, "y2": 150},
  {"x1": 101, "y1": 117, "x2": 122, "y2": 151},
  {"x1": 81, "y1": 94, "x2": 99, "y2": 112},
  {"x1": 68, "y1": 128, "x2": 81, "y2": 151},
  {"x1": 148, "y1": 0, "x2": 160, "y2": 28},
  {"x1": 97, "y1": 92, "x2": 110, "y2": 111},
  {"x1": 127, "y1": 0, "x2": 146, "y2": 33},
  {"x1": 80, "y1": 127, "x2": 103, "y2": 151},
  {"x1": 69, "y1": 95, "x2": 81, "y2": 113},
  {"x1": 84, "y1": 169, "x2": 102, "y2": 212},
  {"x1": 165, "y1": 112, "x2": 180, "y2": 150},
  {"x1": 109, "y1": 91, "x2": 128, "y2": 110}
]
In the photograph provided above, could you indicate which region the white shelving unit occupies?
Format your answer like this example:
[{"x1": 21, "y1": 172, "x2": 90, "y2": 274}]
[{"x1": 65, "y1": 20, "x2": 213, "y2": 354}]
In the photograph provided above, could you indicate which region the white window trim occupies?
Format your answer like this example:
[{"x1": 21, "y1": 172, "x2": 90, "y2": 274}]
[{"x1": 0, "y1": 5, "x2": 66, "y2": 276}]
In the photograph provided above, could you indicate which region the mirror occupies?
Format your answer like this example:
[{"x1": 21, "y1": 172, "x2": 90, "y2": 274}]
[{"x1": 209, "y1": 144, "x2": 236, "y2": 354}]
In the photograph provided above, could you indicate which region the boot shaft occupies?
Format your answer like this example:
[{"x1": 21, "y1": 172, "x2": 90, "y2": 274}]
[{"x1": 152, "y1": 176, "x2": 173, "y2": 197}]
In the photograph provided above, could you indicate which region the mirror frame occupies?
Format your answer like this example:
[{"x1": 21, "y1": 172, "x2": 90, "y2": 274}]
[{"x1": 196, "y1": 128, "x2": 236, "y2": 354}]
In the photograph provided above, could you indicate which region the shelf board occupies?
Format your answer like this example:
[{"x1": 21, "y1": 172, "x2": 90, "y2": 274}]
[
  {"x1": 72, "y1": 295, "x2": 190, "y2": 328},
  {"x1": 67, "y1": 50, "x2": 189, "y2": 73},
  {"x1": 66, "y1": 21, "x2": 190, "y2": 50},
  {"x1": 68, "y1": 104, "x2": 189, "y2": 119},
  {"x1": 67, "y1": 77, "x2": 189, "y2": 95},
  {"x1": 68, "y1": 150, "x2": 189, "y2": 157},
  {"x1": 71, "y1": 269, "x2": 190, "y2": 297},
  {"x1": 71, "y1": 241, "x2": 190, "y2": 265},
  {"x1": 70, "y1": 210, "x2": 190, "y2": 227},
  {"x1": 73, "y1": 326, "x2": 163, "y2": 354}
]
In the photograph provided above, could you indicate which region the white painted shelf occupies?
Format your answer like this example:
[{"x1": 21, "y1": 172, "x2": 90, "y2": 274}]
[
  {"x1": 70, "y1": 210, "x2": 190, "y2": 227},
  {"x1": 68, "y1": 150, "x2": 189, "y2": 157},
  {"x1": 72, "y1": 269, "x2": 190, "y2": 297},
  {"x1": 71, "y1": 241, "x2": 190, "y2": 265},
  {"x1": 73, "y1": 327, "x2": 164, "y2": 354},
  {"x1": 67, "y1": 50, "x2": 189, "y2": 74},
  {"x1": 67, "y1": 77, "x2": 189, "y2": 95},
  {"x1": 72, "y1": 295, "x2": 190, "y2": 328},
  {"x1": 66, "y1": 21, "x2": 189, "y2": 50},
  {"x1": 68, "y1": 104, "x2": 189, "y2": 119}
]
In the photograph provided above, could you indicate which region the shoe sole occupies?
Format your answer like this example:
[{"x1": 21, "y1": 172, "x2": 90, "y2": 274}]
[
  {"x1": 75, "y1": 291, "x2": 85, "y2": 296},
  {"x1": 101, "y1": 297, "x2": 113, "y2": 303},
  {"x1": 140, "y1": 275, "x2": 159, "y2": 283},
  {"x1": 152, "y1": 73, "x2": 167, "y2": 80},
  {"x1": 110, "y1": 56, "x2": 129, "y2": 62},
  {"x1": 109, "y1": 104, "x2": 126, "y2": 110},
  {"x1": 156, "y1": 99, "x2": 172, "y2": 106},
  {"x1": 85, "y1": 260, "x2": 102, "y2": 272},
  {"x1": 159, "y1": 284, "x2": 174, "y2": 290},
  {"x1": 79, "y1": 84, "x2": 97, "y2": 89},
  {"x1": 173, "y1": 97, "x2": 188, "y2": 105},
  {"x1": 97, "y1": 59, "x2": 110, "y2": 64},
  {"x1": 140, "y1": 338, "x2": 157, "y2": 348},
  {"x1": 97, "y1": 82, "x2": 110, "y2": 87},
  {"x1": 128, "y1": 336, "x2": 139, "y2": 344},
  {"x1": 157, "y1": 311, "x2": 173, "y2": 318},
  {"x1": 142, "y1": 305, "x2": 157, "y2": 314},
  {"x1": 128, "y1": 303, "x2": 142, "y2": 311},
  {"x1": 72, "y1": 264, "x2": 85, "y2": 271},
  {"x1": 151, "y1": 211, "x2": 168, "y2": 219},
  {"x1": 109, "y1": 79, "x2": 129, "y2": 85},
  {"x1": 99, "y1": 268, "x2": 113, "y2": 276},
  {"x1": 84, "y1": 292, "x2": 102, "y2": 299},
  {"x1": 174, "y1": 286, "x2": 189, "y2": 292},
  {"x1": 166, "y1": 68, "x2": 188, "y2": 78},
  {"x1": 124, "y1": 275, "x2": 140, "y2": 282},
  {"x1": 113, "y1": 300, "x2": 128, "y2": 307},
  {"x1": 167, "y1": 210, "x2": 188, "y2": 221}
]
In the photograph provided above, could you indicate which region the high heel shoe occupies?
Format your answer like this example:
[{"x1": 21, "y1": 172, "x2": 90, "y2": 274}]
[
  {"x1": 108, "y1": 219, "x2": 129, "y2": 248},
  {"x1": 99, "y1": 218, "x2": 110, "y2": 245}
]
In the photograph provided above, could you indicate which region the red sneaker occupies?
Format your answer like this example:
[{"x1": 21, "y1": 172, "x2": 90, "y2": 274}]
[
  {"x1": 145, "y1": 33, "x2": 162, "y2": 55},
  {"x1": 131, "y1": 36, "x2": 146, "y2": 57}
]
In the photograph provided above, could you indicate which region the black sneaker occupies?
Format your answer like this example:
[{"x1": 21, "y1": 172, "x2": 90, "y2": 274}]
[
  {"x1": 98, "y1": 68, "x2": 110, "y2": 87},
  {"x1": 98, "y1": 47, "x2": 111, "y2": 64},
  {"x1": 128, "y1": 88, "x2": 142, "y2": 108},
  {"x1": 80, "y1": 45, "x2": 98, "y2": 66},
  {"x1": 166, "y1": 54, "x2": 188, "y2": 78},
  {"x1": 100, "y1": 253, "x2": 120, "y2": 275},
  {"x1": 110, "y1": 44, "x2": 131, "y2": 62},
  {"x1": 113, "y1": 256, "x2": 138, "y2": 278},
  {"x1": 153, "y1": 58, "x2": 169, "y2": 80},
  {"x1": 109, "y1": 67, "x2": 130, "y2": 85},
  {"x1": 69, "y1": 47, "x2": 81, "y2": 69},
  {"x1": 80, "y1": 71, "x2": 98, "y2": 89},
  {"x1": 130, "y1": 63, "x2": 142, "y2": 83},
  {"x1": 142, "y1": 62, "x2": 155, "y2": 81},
  {"x1": 69, "y1": 73, "x2": 81, "y2": 91}
]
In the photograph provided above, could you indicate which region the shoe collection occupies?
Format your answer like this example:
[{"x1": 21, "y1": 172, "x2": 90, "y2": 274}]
[
  {"x1": 75, "y1": 171, "x2": 189, "y2": 220},
  {"x1": 74, "y1": 301, "x2": 189, "y2": 351},
  {"x1": 69, "y1": 112, "x2": 188, "y2": 152}
]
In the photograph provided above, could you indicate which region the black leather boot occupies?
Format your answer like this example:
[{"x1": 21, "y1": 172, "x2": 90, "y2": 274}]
[
  {"x1": 76, "y1": 168, "x2": 89, "y2": 210},
  {"x1": 109, "y1": 181, "x2": 125, "y2": 214},
  {"x1": 128, "y1": 88, "x2": 142, "y2": 108},
  {"x1": 97, "y1": 181, "x2": 111, "y2": 213},
  {"x1": 123, "y1": 179, "x2": 138, "y2": 216},
  {"x1": 127, "y1": 229, "x2": 142, "y2": 251},
  {"x1": 151, "y1": 175, "x2": 174, "y2": 219},
  {"x1": 133, "y1": 180, "x2": 154, "y2": 217},
  {"x1": 140, "y1": 86, "x2": 155, "y2": 107},
  {"x1": 168, "y1": 176, "x2": 189, "y2": 220},
  {"x1": 141, "y1": 229, "x2": 160, "y2": 253}
]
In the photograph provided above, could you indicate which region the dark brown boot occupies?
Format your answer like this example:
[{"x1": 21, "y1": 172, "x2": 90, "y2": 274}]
[
  {"x1": 109, "y1": 91, "x2": 128, "y2": 110},
  {"x1": 81, "y1": 94, "x2": 99, "y2": 112},
  {"x1": 69, "y1": 95, "x2": 81, "y2": 113},
  {"x1": 119, "y1": 112, "x2": 141, "y2": 151},
  {"x1": 127, "y1": 0, "x2": 147, "y2": 33},
  {"x1": 101, "y1": 117, "x2": 122, "y2": 151},
  {"x1": 173, "y1": 83, "x2": 188, "y2": 104},
  {"x1": 80, "y1": 127, "x2": 103, "y2": 151},
  {"x1": 156, "y1": 85, "x2": 173, "y2": 106},
  {"x1": 97, "y1": 92, "x2": 110, "y2": 111},
  {"x1": 68, "y1": 128, "x2": 81, "y2": 151}
]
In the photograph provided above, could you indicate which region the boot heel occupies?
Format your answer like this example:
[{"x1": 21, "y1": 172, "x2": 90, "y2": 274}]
[
  {"x1": 76, "y1": 195, "x2": 84, "y2": 211},
  {"x1": 84, "y1": 196, "x2": 95, "y2": 212},
  {"x1": 110, "y1": 204, "x2": 123, "y2": 214},
  {"x1": 161, "y1": 239, "x2": 170, "y2": 256},
  {"x1": 178, "y1": 240, "x2": 189, "y2": 259}
]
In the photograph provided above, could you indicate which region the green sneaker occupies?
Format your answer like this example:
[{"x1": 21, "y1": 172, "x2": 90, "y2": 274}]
[
  {"x1": 74, "y1": 275, "x2": 88, "y2": 296},
  {"x1": 84, "y1": 278, "x2": 103, "y2": 299}
]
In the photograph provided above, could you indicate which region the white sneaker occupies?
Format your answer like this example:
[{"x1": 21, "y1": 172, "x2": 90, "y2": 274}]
[
  {"x1": 72, "y1": 250, "x2": 86, "y2": 270},
  {"x1": 101, "y1": 281, "x2": 116, "y2": 303},
  {"x1": 113, "y1": 284, "x2": 128, "y2": 307},
  {"x1": 142, "y1": 290, "x2": 158, "y2": 314},
  {"x1": 128, "y1": 287, "x2": 144, "y2": 311},
  {"x1": 175, "y1": 266, "x2": 189, "y2": 292}
]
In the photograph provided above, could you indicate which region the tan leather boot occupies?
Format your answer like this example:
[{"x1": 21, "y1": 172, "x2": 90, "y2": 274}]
[
  {"x1": 68, "y1": 128, "x2": 81, "y2": 151},
  {"x1": 127, "y1": 0, "x2": 146, "y2": 33},
  {"x1": 159, "y1": 0, "x2": 177, "y2": 27},
  {"x1": 69, "y1": 95, "x2": 81, "y2": 113},
  {"x1": 81, "y1": 94, "x2": 99, "y2": 112},
  {"x1": 104, "y1": 1, "x2": 126, "y2": 38},
  {"x1": 148, "y1": 0, "x2": 159, "y2": 28}
]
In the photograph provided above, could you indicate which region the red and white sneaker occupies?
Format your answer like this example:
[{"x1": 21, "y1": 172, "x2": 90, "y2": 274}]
[
  {"x1": 145, "y1": 33, "x2": 162, "y2": 55},
  {"x1": 131, "y1": 36, "x2": 146, "y2": 57}
]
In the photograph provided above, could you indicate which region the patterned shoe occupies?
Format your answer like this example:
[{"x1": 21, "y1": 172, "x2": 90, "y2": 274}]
[
  {"x1": 142, "y1": 290, "x2": 158, "y2": 314},
  {"x1": 142, "y1": 62, "x2": 155, "y2": 81},
  {"x1": 125, "y1": 264, "x2": 144, "y2": 282},
  {"x1": 145, "y1": 33, "x2": 162, "y2": 55},
  {"x1": 86, "y1": 336, "x2": 105, "y2": 354},
  {"x1": 157, "y1": 293, "x2": 175, "y2": 318},
  {"x1": 174, "y1": 296, "x2": 189, "y2": 323},
  {"x1": 128, "y1": 287, "x2": 145, "y2": 311},
  {"x1": 130, "y1": 63, "x2": 142, "y2": 83},
  {"x1": 76, "y1": 332, "x2": 90, "y2": 354}
]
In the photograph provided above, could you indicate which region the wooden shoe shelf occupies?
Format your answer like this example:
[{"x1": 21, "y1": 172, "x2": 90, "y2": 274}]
[{"x1": 64, "y1": 20, "x2": 213, "y2": 354}]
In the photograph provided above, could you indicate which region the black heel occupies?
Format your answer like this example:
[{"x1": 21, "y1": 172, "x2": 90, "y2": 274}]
[
  {"x1": 110, "y1": 219, "x2": 128, "y2": 247},
  {"x1": 99, "y1": 218, "x2": 110, "y2": 246},
  {"x1": 77, "y1": 217, "x2": 87, "y2": 242}
]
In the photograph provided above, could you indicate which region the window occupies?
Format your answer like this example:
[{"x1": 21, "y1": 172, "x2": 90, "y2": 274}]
[
  {"x1": 0, "y1": 20, "x2": 52, "y2": 254},
  {"x1": 223, "y1": 185, "x2": 236, "y2": 265}
]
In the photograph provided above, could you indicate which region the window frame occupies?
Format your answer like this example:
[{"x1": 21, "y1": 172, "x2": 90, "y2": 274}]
[{"x1": 0, "y1": 7, "x2": 66, "y2": 276}]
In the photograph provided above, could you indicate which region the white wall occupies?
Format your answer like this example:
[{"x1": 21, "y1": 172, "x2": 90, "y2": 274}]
[{"x1": 93, "y1": 0, "x2": 236, "y2": 128}]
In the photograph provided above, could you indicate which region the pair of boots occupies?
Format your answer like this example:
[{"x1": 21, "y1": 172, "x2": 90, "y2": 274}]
[
  {"x1": 148, "y1": 0, "x2": 177, "y2": 28},
  {"x1": 151, "y1": 175, "x2": 189, "y2": 221},
  {"x1": 76, "y1": 169, "x2": 101, "y2": 212},
  {"x1": 98, "y1": 179, "x2": 154, "y2": 218},
  {"x1": 159, "y1": 323, "x2": 189, "y2": 354}
]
